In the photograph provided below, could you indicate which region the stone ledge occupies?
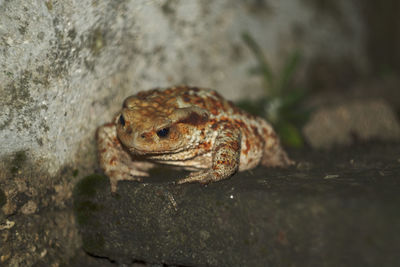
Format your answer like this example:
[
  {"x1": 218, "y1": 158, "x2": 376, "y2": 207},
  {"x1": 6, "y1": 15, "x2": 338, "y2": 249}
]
[{"x1": 75, "y1": 142, "x2": 400, "y2": 266}]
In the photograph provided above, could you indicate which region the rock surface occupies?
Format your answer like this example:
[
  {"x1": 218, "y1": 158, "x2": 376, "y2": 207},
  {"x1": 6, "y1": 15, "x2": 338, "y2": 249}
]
[
  {"x1": 75, "y1": 142, "x2": 400, "y2": 266},
  {"x1": 303, "y1": 99, "x2": 400, "y2": 149}
]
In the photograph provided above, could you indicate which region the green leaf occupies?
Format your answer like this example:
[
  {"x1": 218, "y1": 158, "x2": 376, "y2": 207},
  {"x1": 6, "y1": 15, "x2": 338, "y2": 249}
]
[
  {"x1": 241, "y1": 31, "x2": 311, "y2": 137},
  {"x1": 276, "y1": 50, "x2": 301, "y2": 93},
  {"x1": 276, "y1": 121, "x2": 304, "y2": 148},
  {"x1": 235, "y1": 98, "x2": 266, "y2": 117},
  {"x1": 279, "y1": 88, "x2": 308, "y2": 109},
  {"x1": 281, "y1": 110, "x2": 311, "y2": 127},
  {"x1": 241, "y1": 32, "x2": 275, "y2": 90}
]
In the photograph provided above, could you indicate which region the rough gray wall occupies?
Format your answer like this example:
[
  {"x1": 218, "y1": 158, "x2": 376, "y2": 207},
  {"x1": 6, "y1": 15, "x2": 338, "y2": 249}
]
[{"x1": 0, "y1": 0, "x2": 366, "y2": 175}]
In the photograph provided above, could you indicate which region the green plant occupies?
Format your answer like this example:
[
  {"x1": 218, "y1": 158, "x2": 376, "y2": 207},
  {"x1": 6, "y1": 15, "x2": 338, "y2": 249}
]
[{"x1": 237, "y1": 32, "x2": 310, "y2": 147}]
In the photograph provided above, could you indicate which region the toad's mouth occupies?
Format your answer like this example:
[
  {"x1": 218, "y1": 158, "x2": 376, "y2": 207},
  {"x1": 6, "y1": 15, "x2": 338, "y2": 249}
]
[{"x1": 128, "y1": 146, "x2": 182, "y2": 156}]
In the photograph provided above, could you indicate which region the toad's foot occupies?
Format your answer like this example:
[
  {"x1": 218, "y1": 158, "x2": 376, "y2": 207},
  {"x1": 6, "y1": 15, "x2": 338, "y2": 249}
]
[
  {"x1": 97, "y1": 123, "x2": 153, "y2": 192},
  {"x1": 177, "y1": 170, "x2": 227, "y2": 184},
  {"x1": 108, "y1": 169, "x2": 148, "y2": 193},
  {"x1": 104, "y1": 160, "x2": 152, "y2": 192}
]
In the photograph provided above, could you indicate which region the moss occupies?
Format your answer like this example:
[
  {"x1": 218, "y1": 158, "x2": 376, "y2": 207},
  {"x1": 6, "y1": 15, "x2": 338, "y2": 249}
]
[
  {"x1": 73, "y1": 175, "x2": 109, "y2": 226},
  {"x1": 32, "y1": 66, "x2": 51, "y2": 87},
  {"x1": 82, "y1": 233, "x2": 105, "y2": 252},
  {"x1": 45, "y1": 0, "x2": 53, "y2": 11},
  {"x1": 67, "y1": 28, "x2": 77, "y2": 40},
  {"x1": 36, "y1": 137, "x2": 44, "y2": 146},
  {"x1": 74, "y1": 200, "x2": 104, "y2": 225},
  {"x1": 49, "y1": 18, "x2": 83, "y2": 78},
  {"x1": 2, "y1": 68, "x2": 53, "y2": 135},
  {"x1": 37, "y1": 31, "x2": 45, "y2": 41},
  {"x1": 74, "y1": 174, "x2": 109, "y2": 198},
  {"x1": 4, "y1": 71, "x2": 13, "y2": 78},
  {"x1": 88, "y1": 28, "x2": 106, "y2": 55},
  {"x1": 2, "y1": 71, "x2": 36, "y2": 130},
  {"x1": 10, "y1": 150, "x2": 28, "y2": 175},
  {"x1": 0, "y1": 189, "x2": 6, "y2": 208},
  {"x1": 13, "y1": 70, "x2": 32, "y2": 101},
  {"x1": 161, "y1": 0, "x2": 176, "y2": 15},
  {"x1": 84, "y1": 58, "x2": 95, "y2": 71},
  {"x1": 18, "y1": 20, "x2": 29, "y2": 36}
]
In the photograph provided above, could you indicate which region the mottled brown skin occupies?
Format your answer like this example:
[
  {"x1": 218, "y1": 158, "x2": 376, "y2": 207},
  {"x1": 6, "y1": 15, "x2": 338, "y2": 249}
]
[{"x1": 97, "y1": 86, "x2": 293, "y2": 192}]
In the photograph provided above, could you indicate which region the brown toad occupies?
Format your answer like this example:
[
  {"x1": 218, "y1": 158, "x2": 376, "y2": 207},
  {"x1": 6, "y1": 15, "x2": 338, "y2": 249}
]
[{"x1": 97, "y1": 86, "x2": 293, "y2": 192}]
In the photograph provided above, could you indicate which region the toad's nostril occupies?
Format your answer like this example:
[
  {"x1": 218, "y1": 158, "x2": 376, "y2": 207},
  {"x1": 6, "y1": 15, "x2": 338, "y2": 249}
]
[{"x1": 126, "y1": 126, "x2": 132, "y2": 134}]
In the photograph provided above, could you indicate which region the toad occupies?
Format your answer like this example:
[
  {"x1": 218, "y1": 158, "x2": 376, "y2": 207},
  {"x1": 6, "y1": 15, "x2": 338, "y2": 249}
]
[{"x1": 97, "y1": 86, "x2": 293, "y2": 192}]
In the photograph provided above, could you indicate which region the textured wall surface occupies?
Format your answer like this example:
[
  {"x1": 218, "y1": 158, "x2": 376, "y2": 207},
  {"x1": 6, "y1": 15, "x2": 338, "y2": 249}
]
[{"x1": 0, "y1": 0, "x2": 366, "y2": 175}]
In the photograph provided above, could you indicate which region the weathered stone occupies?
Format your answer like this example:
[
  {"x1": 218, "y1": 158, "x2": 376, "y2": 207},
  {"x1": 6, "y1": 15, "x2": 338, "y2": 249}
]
[
  {"x1": 20, "y1": 200, "x2": 37, "y2": 215},
  {"x1": 303, "y1": 100, "x2": 400, "y2": 149},
  {"x1": 75, "y1": 142, "x2": 400, "y2": 266},
  {"x1": 0, "y1": 189, "x2": 5, "y2": 208}
]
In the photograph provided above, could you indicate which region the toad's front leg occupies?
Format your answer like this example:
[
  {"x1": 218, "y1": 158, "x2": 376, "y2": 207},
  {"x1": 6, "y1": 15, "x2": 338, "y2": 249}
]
[
  {"x1": 96, "y1": 123, "x2": 153, "y2": 192},
  {"x1": 177, "y1": 123, "x2": 241, "y2": 184}
]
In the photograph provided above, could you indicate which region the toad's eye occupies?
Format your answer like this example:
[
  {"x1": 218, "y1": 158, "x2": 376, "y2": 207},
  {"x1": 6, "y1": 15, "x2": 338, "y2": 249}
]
[
  {"x1": 156, "y1": 128, "x2": 169, "y2": 138},
  {"x1": 119, "y1": 115, "x2": 125, "y2": 126}
]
